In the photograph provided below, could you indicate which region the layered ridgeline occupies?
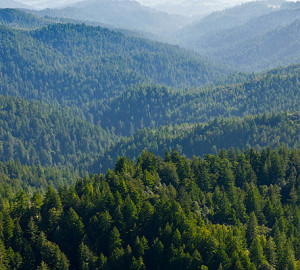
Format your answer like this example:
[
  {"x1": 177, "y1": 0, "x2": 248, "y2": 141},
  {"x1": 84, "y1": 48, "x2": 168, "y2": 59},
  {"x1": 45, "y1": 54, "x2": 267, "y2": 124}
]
[
  {"x1": 1, "y1": 64, "x2": 299, "y2": 172},
  {"x1": 4, "y1": 9, "x2": 300, "y2": 135},
  {"x1": 178, "y1": 1, "x2": 281, "y2": 38},
  {"x1": 93, "y1": 112, "x2": 300, "y2": 172},
  {"x1": 0, "y1": 8, "x2": 86, "y2": 29},
  {"x1": 2, "y1": 93, "x2": 300, "y2": 174},
  {"x1": 0, "y1": 148, "x2": 300, "y2": 269},
  {"x1": 94, "y1": 64, "x2": 300, "y2": 135},
  {"x1": 0, "y1": 9, "x2": 122, "y2": 30},
  {"x1": 29, "y1": 0, "x2": 186, "y2": 36},
  {"x1": 0, "y1": 95, "x2": 116, "y2": 169},
  {"x1": 178, "y1": 1, "x2": 300, "y2": 71},
  {"x1": 0, "y1": 19, "x2": 227, "y2": 108},
  {"x1": 0, "y1": 9, "x2": 54, "y2": 29},
  {"x1": 0, "y1": 0, "x2": 28, "y2": 8}
]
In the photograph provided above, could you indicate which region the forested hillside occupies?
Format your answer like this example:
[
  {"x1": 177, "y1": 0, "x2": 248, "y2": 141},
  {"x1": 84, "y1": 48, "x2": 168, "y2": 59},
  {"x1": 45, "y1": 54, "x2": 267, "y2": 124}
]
[
  {"x1": 0, "y1": 160, "x2": 77, "y2": 196},
  {"x1": 0, "y1": 5, "x2": 299, "y2": 270},
  {"x1": 93, "y1": 64, "x2": 300, "y2": 135},
  {"x1": 94, "y1": 112, "x2": 300, "y2": 172},
  {"x1": 3, "y1": 10, "x2": 299, "y2": 136},
  {"x1": 0, "y1": 12, "x2": 298, "y2": 170},
  {"x1": 0, "y1": 95, "x2": 115, "y2": 169},
  {"x1": 1, "y1": 62, "x2": 299, "y2": 172},
  {"x1": 0, "y1": 149, "x2": 300, "y2": 269},
  {"x1": 0, "y1": 9, "x2": 53, "y2": 28},
  {"x1": 0, "y1": 22, "x2": 226, "y2": 108},
  {"x1": 1, "y1": 92, "x2": 300, "y2": 175},
  {"x1": 179, "y1": 1, "x2": 278, "y2": 38},
  {"x1": 201, "y1": 18, "x2": 300, "y2": 71}
]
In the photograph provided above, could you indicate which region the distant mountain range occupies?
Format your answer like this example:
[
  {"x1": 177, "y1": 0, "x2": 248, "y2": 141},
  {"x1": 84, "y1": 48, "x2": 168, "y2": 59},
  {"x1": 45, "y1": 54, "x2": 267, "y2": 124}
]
[
  {"x1": 0, "y1": 3, "x2": 299, "y2": 172},
  {"x1": 19, "y1": 0, "x2": 83, "y2": 9},
  {"x1": 29, "y1": 0, "x2": 186, "y2": 35},
  {"x1": 14, "y1": 0, "x2": 299, "y2": 72},
  {"x1": 139, "y1": 0, "x2": 270, "y2": 17},
  {"x1": 178, "y1": 0, "x2": 300, "y2": 71},
  {"x1": 0, "y1": 0, "x2": 28, "y2": 8},
  {"x1": 178, "y1": 1, "x2": 279, "y2": 37}
]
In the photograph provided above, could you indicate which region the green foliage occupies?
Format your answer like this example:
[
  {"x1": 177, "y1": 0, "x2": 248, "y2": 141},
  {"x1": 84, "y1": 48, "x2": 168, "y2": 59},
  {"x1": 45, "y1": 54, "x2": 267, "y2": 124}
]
[
  {"x1": 0, "y1": 21, "x2": 227, "y2": 108},
  {"x1": 0, "y1": 9, "x2": 53, "y2": 29},
  {"x1": 94, "y1": 67, "x2": 300, "y2": 135},
  {"x1": 0, "y1": 19, "x2": 299, "y2": 175},
  {"x1": 0, "y1": 10, "x2": 299, "y2": 270},
  {"x1": 95, "y1": 112, "x2": 300, "y2": 171},
  {"x1": 0, "y1": 149, "x2": 298, "y2": 269},
  {"x1": 0, "y1": 159, "x2": 77, "y2": 197},
  {"x1": 0, "y1": 95, "x2": 115, "y2": 169}
]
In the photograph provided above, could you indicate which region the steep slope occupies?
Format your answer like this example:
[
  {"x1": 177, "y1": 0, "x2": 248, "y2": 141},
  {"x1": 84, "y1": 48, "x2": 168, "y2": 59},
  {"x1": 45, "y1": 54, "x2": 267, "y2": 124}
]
[
  {"x1": 92, "y1": 64, "x2": 300, "y2": 135},
  {"x1": 95, "y1": 112, "x2": 300, "y2": 171},
  {"x1": 0, "y1": 22, "x2": 227, "y2": 108}
]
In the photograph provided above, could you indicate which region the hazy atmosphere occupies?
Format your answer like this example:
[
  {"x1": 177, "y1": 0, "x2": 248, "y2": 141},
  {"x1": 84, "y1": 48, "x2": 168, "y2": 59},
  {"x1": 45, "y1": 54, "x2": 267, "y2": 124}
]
[
  {"x1": 0, "y1": 0, "x2": 300, "y2": 268},
  {"x1": 18, "y1": 0, "x2": 272, "y2": 15}
]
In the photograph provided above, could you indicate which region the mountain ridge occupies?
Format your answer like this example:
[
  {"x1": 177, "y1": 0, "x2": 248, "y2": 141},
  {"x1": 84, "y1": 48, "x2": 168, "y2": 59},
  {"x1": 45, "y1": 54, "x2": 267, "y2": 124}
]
[
  {"x1": 0, "y1": 21, "x2": 228, "y2": 108},
  {"x1": 94, "y1": 111, "x2": 300, "y2": 171},
  {"x1": 0, "y1": 0, "x2": 29, "y2": 8},
  {"x1": 178, "y1": 4, "x2": 300, "y2": 71},
  {"x1": 28, "y1": 0, "x2": 187, "y2": 35}
]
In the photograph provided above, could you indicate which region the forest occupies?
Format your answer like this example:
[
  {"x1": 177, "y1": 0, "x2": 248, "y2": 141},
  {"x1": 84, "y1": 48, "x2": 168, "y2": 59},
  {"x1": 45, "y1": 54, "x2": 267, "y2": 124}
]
[
  {"x1": 0, "y1": 21, "x2": 228, "y2": 105},
  {"x1": 0, "y1": 6, "x2": 299, "y2": 270},
  {"x1": 0, "y1": 149, "x2": 300, "y2": 269},
  {"x1": 94, "y1": 67, "x2": 300, "y2": 135},
  {"x1": 0, "y1": 95, "x2": 116, "y2": 169},
  {"x1": 95, "y1": 112, "x2": 300, "y2": 172}
]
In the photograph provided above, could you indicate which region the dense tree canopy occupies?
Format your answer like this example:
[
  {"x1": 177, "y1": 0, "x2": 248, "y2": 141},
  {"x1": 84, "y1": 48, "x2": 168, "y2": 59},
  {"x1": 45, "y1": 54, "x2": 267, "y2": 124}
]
[
  {"x1": 0, "y1": 149, "x2": 299, "y2": 269},
  {"x1": 0, "y1": 10, "x2": 299, "y2": 270},
  {"x1": 92, "y1": 65, "x2": 300, "y2": 135},
  {"x1": 0, "y1": 21, "x2": 228, "y2": 107},
  {"x1": 0, "y1": 95, "x2": 115, "y2": 170},
  {"x1": 94, "y1": 112, "x2": 300, "y2": 172}
]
